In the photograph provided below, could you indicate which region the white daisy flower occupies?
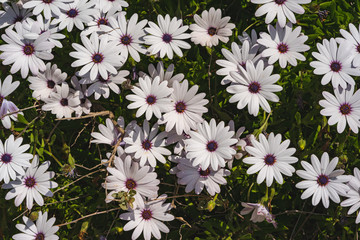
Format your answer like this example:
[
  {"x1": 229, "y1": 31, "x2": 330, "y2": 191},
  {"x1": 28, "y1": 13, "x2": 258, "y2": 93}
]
[
  {"x1": 103, "y1": 154, "x2": 160, "y2": 207},
  {"x1": 23, "y1": 0, "x2": 73, "y2": 19},
  {"x1": 0, "y1": 2, "x2": 32, "y2": 29},
  {"x1": 258, "y1": 22, "x2": 310, "y2": 68},
  {"x1": 144, "y1": 14, "x2": 191, "y2": 59},
  {"x1": 241, "y1": 202, "x2": 277, "y2": 227},
  {"x1": 319, "y1": 87, "x2": 360, "y2": 133},
  {"x1": 0, "y1": 22, "x2": 54, "y2": 79},
  {"x1": 96, "y1": 0, "x2": 128, "y2": 13},
  {"x1": 79, "y1": 70, "x2": 129, "y2": 99},
  {"x1": 296, "y1": 152, "x2": 350, "y2": 208},
  {"x1": 139, "y1": 61, "x2": 184, "y2": 87},
  {"x1": 103, "y1": 13, "x2": 148, "y2": 62},
  {"x1": 166, "y1": 129, "x2": 189, "y2": 155},
  {"x1": 337, "y1": 23, "x2": 360, "y2": 67},
  {"x1": 159, "y1": 79, "x2": 209, "y2": 135},
  {"x1": 244, "y1": 132, "x2": 298, "y2": 187},
  {"x1": 71, "y1": 76, "x2": 92, "y2": 117},
  {"x1": 185, "y1": 118, "x2": 237, "y2": 171},
  {"x1": 341, "y1": 167, "x2": 360, "y2": 224},
  {"x1": 176, "y1": 156, "x2": 230, "y2": 196},
  {"x1": 251, "y1": 0, "x2": 311, "y2": 28},
  {"x1": 120, "y1": 194, "x2": 174, "y2": 240},
  {"x1": 190, "y1": 7, "x2": 235, "y2": 47},
  {"x1": 310, "y1": 38, "x2": 360, "y2": 88},
  {"x1": 226, "y1": 60, "x2": 282, "y2": 116},
  {"x1": 42, "y1": 83, "x2": 81, "y2": 119},
  {"x1": 0, "y1": 135, "x2": 32, "y2": 184},
  {"x1": 124, "y1": 120, "x2": 171, "y2": 167},
  {"x1": 70, "y1": 32, "x2": 125, "y2": 81},
  {"x1": 51, "y1": 0, "x2": 97, "y2": 32},
  {"x1": 238, "y1": 29, "x2": 262, "y2": 50},
  {"x1": 28, "y1": 63, "x2": 67, "y2": 100},
  {"x1": 12, "y1": 211, "x2": 59, "y2": 240},
  {"x1": 3, "y1": 155, "x2": 58, "y2": 209},
  {"x1": 126, "y1": 76, "x2": 173, "y2": 121},
  {"x1": 0, "y1": 75, "x2": 21, "y2": 129}
]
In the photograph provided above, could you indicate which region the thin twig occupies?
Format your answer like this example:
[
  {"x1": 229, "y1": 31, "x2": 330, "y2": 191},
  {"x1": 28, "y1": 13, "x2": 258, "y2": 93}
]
[
  {"x1": 2, "y1": 104, "x2": 41, "y2": 118},
  {"x1": 55, "y1": 111, "x2": 113, "y2": 121},
  {"x1": 15, "y1": 114, "x2": 42, "y2": 139},
  {"x1": 12, "y1": 209, "x2": 30, "y2": 221},
  {"x1": 45, "y1": 121, "x2": 60, "y2": 144},
  {"x1": 292, "y1": 206, "x2": 317, "y2": 239},
  {"x1": 71, "y1": 120, "x2": 92, "y2": 147},
  {"x1": 105, "y1": 209, "x2": 121, "y2": 239}
]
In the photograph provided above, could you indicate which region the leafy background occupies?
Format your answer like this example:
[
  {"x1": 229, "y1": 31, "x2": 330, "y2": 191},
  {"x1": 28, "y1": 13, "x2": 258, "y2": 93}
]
[{"x1": 0, "y1": 0, "x2": 360, "y2": 239}]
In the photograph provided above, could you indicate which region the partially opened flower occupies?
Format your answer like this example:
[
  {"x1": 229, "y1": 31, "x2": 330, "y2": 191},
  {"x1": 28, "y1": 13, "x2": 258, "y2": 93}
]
[
  {"x1": 12, "y1": 211, "x2": 59, "y2": 240},
  {"x1": 241, "y1": 202, "x2": 277, "y2": 228},
  {"x1": 341, "y1": 167, "x2": 360, "y2": 224},
  {"x1": 0, "y1": 75, "x2": 21, "y2": 129},
  {"x1": 190, "y1": 7, "x2": 235, "y2": 47},
  {"x1": 244, "y1": 133, "x2": 298, "y2": 187},
  {"x1": 296, "y1": 152, "x2": 350, "y2": 208},
  {"x1": 139, "y1": 61, "x2": 184, "y2": 87},
  {"x1": 120, "y1": 194, "x2": 174, "y2": 240}
]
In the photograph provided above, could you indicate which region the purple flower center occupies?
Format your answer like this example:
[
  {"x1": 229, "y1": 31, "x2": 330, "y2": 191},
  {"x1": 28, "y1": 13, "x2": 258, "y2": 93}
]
[
  {"x1": 1, "y1": 153, "x2": 12, "y2": 164},
  {"x1": 277, "y1": 43, "x2": 288, "y2": 53},
  {"x1": 13, "y1": 15, "x2": 23, "y2": 24},
  {"x1": 340, "y1": 103, "x2": 351, "y2": 115},
  {"x1": 199, "y1": 167, "x2": 211, "y2": 177},
  {"x1": 80, "y1": 98, "x2": 86, "y2": 104},
  {"x1": 248, "y1": 82, "x2": 261, "y2": 93},
  {"x1": 92, "y1": 53, "x2": 104, "y2": 63},
  {"x1": 330, "y1": 61, "x2": 342, "y2": 72},
  {"x1": 175, "y1": 101, "x2": 186, "y2": 113},
  {"x1": 162, "y1": 34, "x2": 172, "y2": 43},
  {"x1": 141, "y1": 209, "x2": 152, "y2": 220},
  {"x1": 208, "y1": 27, "x2": 217, "y2": 36},
  {"x1": 47, "y1": 80, "x2": 55, "y2": 89},
  {"x1": 264, "y1": 154, "x2": 276, "y2": 165},
  {"x1": 121, "y1": 35, "x2": 132, "y2": 45},
  {"x1": 357, "y1": 44, "x2": 360, "y2": 53},
  {"x1": 42, "y1": 0, "x2": 53, "y2": 3},
  {"x1": 99, "y1": 76, "x2": 109, "y2": 83},
  {"x1": 25, "y1": 177, "x2": 36, "y2": 188},
  {"x1": 67, "y1": 9, "x2": 78, "y2": 18},
  {"x1": 146, "y1": 95, "x2": 156, "y2": 105},
  {"x1": 275, "y1": 0, "x2": 286, "y2": 5},
  {"x1": 317, "y1": 174, "x2": 329, "y2": 186},
  {"x1": 142, "y1": 139, "x2": 152, "y2": 150},
  {"x1": 240, "y1": 62, "x2": 246, "y2": 69},
  {"x1": 35, "y1": 233, "x2": 45, "y2": 240},
  {"x1": 23, "y1": 44, "x2": 35, "y2": 56},
  {"x1": 206, "y1": 140, "x2": 218, "y2": 152},
  {"x1": 125, "y1": 179, "x2": 137, "y2": 190},
  {"x1": 60, "y1": 98, "x2": 68, "y2": 106},
  {"x1": 97, "y1": 17, "x2": 108, "y2": 26},
  {"x1": 0, "y1": 96, "x2": 4, "y2": 107}
]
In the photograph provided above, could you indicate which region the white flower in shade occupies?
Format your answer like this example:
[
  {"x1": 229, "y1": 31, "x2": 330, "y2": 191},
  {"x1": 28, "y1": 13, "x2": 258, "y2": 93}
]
[
  {"x1": 190, "y1": 7, "x2": 235, "y2": 47},
  {"x1": 23, "y1": 0, "x2": 73, "y2": 19},
  {"x1": 226, "y1": 60, "x2": 282, "y2": 116},
  {"x1": 3, "y1": 155, "x2": 58, "y2": 209},
  {"x1": 227, "y1": 120, "x2": 246, "y2": 169},
  {"x1": 0, "y1": 2, "x2": 32, "y2": 29},
  {"x1": 176, "y1": 156, "x2": 230, "y2": 195},
  {"x1": 0, "y1": 135, "x2": 32, "y2": 184},
  {"x1": 139, "y1": 61, "x2": 184, "y2": 87},
  {"x1": 28, "y1": 63, "x2": 67, "y2": 100},
  {"x1": 0, "y1": 22, "x2": 54, "y2": 79},
  {"x1": 144, "y1": 14, "x2": 191, "y2": 59},
  {"x1": 337, "y1": 23, "x2": 360, "y2": 67},
  {"x1": 319, "y1": 87, "x2": 360, "y2": 134},
  {"x1": 79, "y1": 70, "x2": 129, "y2": 99},
  {"x1": 244, "y1": 133, "x2": 298, "y2": 187},
  {"x1": 251, "y1": 0, "x2": 311, "y2": 28},
  {"x1": 240, "y1": 202, "x2": 277, "y2": 228},
  {"x1": 165, "y1": 129, "x2": 189, "y2": 155},
  {"x1": 124, "y1": 120, "x2": 171, "y2": 167},
  {"x1": 0, "y1": 75, "x2": 21, "y2": 129},
  {"x1": 310, "y1": 38, "x2": 360, "y2": 88},
  {"x1": 12, "y1": 211, "x2": 59, "y2": 240},
  {"x1": 96, "y1": 0, "x2": 128, "y2": 13},
  {"x1": 70, "y1": 32, "x2": 124, "y2": 81},
  {"x1": 185, "y1": 119, "x2": 237, "y2": 171},
  {"x1": 42, "y1": 83, "x2": 81, "y2": 119},
  {"x1": 341, "y1": 167, "x2": 360, "y2": 224},
  {"x1": 71, "y1": 76, "x2": 92, "y2": 117},
  {"x1": 216, "y1": 40, "x2": 263, "y2": 85},
  {"x1": 103, "y1": 13, "x2": 148, "y2": 62},
  {"x1": 103, "y1": 154, "x2": 160, "y2": 207},
  {"x1": 296, "y1": 152, "x2": 350, "y2": 208},
  {"x1": 120, "y1": 194, "x2": 174, "y2": 240},
  {"x1": 258, "y1": 22, "x2": 310, "y2": 68},
  {"x1": 51, "y1": 0, "x2": 97, "y2": 32},
  {"x1": 23, "y1": 14, "x2": 65, "y2": 48},
  {"x1": 126, "y1": 76, "x2": 173, "y2": 121},
  {"x1": 159, "y1": 80, "x2": 209, "y2": 135},
  {"x1": 238, "y1": 29, "x2": 262, "y2": 50}
]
